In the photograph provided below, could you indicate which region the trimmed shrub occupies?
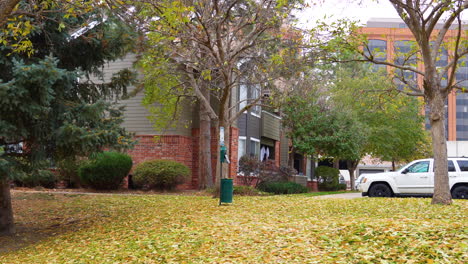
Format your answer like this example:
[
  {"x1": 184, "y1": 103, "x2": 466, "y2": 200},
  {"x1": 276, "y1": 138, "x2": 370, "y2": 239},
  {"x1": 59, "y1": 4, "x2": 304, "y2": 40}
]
[
  {"x1": 14, "y1": 169, "x2": 56, "y2": 188},
  {"x1": 133, "y1": 160, "x2": 190, "y2": 190},
  {"x1": 337, "y1": 183, "x2": 347, "y2": 190},
  {"x1": 78, "y1": 152, "x2": 132, "y2": 190},
  {"x1": 315, "y1": 166, "x2": 344, "y2": 191},
  {"x1": 57, "y1": 157, "x2": 85, "y2": 188},
  {"x1": 233, "y1": 185, "x2": 265, "y2": 196},
  {"x1": 257, "y1": 181, "x2": 308, "y2": 194}
]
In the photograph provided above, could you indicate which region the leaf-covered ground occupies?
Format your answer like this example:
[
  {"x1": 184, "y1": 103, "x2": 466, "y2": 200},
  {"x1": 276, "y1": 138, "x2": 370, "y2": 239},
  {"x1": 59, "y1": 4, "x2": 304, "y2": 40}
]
[{"x1": 1, "y1": 192, "x2": 467, "y2": 263}]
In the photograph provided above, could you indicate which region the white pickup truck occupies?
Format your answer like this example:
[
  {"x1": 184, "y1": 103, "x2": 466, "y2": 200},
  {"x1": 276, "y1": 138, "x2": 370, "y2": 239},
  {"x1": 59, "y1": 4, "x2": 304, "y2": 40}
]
[{"x1": 359, "y1": 158, "x2": 468, "y2": 199}]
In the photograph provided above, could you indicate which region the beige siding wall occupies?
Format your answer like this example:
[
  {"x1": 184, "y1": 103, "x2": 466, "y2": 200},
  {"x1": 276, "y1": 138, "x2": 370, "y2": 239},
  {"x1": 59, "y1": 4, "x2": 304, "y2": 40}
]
[
  {"x1": 96, "y1": 53, "x2": 193, "y2": 137},
  {"x1": 261, "y1": 111, "x2": 281, "y2": 141}
]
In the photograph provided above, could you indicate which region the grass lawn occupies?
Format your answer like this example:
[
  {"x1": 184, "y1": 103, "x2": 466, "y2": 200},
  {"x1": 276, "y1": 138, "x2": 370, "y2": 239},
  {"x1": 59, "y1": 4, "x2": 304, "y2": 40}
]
[
  {"x1": 0, "y1": 192, "x2": 467, "y2": 263},
  {"x1": 298, "y1": 190, "x2": 359, "y2": 197}
]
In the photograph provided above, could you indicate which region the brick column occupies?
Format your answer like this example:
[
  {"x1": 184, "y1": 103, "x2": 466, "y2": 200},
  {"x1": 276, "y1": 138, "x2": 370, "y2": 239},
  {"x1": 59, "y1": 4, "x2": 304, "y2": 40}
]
[
  {"x1": 274, "y1": 141, "x2": 280, "y2": 167},
  {"x1": 229, "y1": 127, "x2": 239, "y2": 180}
]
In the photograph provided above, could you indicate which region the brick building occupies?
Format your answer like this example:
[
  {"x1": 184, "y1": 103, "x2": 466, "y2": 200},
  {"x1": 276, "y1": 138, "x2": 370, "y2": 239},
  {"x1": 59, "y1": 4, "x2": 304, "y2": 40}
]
[{"x1": 101, "y1": 54, "x2": 291, "y2": 189}]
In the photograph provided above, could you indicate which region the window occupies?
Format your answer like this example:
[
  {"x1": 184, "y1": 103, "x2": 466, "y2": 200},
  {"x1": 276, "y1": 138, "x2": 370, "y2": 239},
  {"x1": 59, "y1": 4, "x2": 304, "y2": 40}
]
[
  {"x1": 456, "y1": 160, "x2": 468, "y2": 171},
  {"x1": 250, "y1": 138, "x2": 260, "y2": 158},
  {"x1": 366, "y1": 39, "x2": 387, "y2": 73},
  {"x1": 251, "y1": 85, "x2": 261, "y2": 117},
  {"x1": 239, "y1": 84, "x2": 247, "y2": 112},
  {"x1": 456, "y1": 55, "x2": 468, "y2": 140},
  {"x1": 394, "y1": 40, "x2": 417, "y2": 90},
  {"x1": 448, "y1": 160, "x2": 456, "y2": 172},
  {"x1": 367, "y1": 39, "x2": 387, "y2": 61},
  {"x1": 407, "y1": 161, "x2": 429, "y2": 173},
  {"x1": 260, "y1": 144, "x2": 274, "y2": 161},
  {"x1": 237, "y1": 137, "x2": 246, "y2": 162},
  {"x1": 434, "y1": 160, "x2": 456, "y2": 172}
]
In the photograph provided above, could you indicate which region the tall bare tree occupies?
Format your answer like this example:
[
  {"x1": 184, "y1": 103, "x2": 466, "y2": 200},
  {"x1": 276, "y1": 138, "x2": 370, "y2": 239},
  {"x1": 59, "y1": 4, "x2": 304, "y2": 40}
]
[
  {"x1": 0, "y1": 0, "x2": 20, "y2": 27},
  {"x1": 138, "y1": 0, "x2": 300, "y2": 188},
  {"x1": 315, "y1": 0, "x2": 468, "y2": 204}
]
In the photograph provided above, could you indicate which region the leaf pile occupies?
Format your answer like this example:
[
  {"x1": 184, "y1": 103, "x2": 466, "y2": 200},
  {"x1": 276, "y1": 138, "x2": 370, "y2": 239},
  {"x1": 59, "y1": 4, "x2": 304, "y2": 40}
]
[{"x1": 1, "y1": 193, "x2": 467, "y2": 263}]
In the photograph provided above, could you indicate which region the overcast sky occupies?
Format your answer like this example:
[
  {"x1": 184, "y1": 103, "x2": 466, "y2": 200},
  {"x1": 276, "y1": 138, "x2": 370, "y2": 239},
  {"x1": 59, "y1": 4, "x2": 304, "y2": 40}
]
[{"x1": 297, "y1": 0, "x2": 400, "y2": 29}]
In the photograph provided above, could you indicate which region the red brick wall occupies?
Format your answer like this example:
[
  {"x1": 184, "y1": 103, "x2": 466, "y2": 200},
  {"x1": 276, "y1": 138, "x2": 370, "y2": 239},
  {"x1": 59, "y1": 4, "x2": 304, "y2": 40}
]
[
  {"x1": 191, "y1": 129, "x2": 199, "y2": 188},
  {"x1": 126, "y1": 127, "x2": 239, "y2": 190},
  {"x1": 275, "y1": 141, "x2": 280, "y2": 168},
  {"x1": 229, "y1": 127, "x2": 239, "y2": 180},
  {"x1": 127, "y1": 135, "x2": 195, "y2": 189},
  {"x1": 211, "y1": 128, "x2": 219, "y2": 184},
  {"x1": 192, "y1": 127, "x2": 219, "y2": 188}
]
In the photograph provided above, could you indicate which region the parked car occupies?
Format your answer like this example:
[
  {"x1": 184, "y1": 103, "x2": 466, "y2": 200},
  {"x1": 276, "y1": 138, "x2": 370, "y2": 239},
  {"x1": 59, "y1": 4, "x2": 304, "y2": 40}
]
[
  {"x1": 359, "y1": 158, "x2": 468, "y2": 199},
  {"x1": 354, "y1": 174, "x2": 367, "y2": 190}
]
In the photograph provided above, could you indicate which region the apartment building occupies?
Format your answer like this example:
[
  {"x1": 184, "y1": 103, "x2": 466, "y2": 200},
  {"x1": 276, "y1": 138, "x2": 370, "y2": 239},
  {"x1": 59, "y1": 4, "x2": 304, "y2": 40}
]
[{"x1": 99, "y1": 54, "x2": 290, "y2": 189}]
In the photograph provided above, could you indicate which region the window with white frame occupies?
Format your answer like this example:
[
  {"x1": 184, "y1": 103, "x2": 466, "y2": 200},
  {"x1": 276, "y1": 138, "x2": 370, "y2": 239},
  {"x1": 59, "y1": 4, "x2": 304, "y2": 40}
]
[
  {"x1": 250, "y1": 138, "x2": 260, "y2": 158},
  {"x1": 238, "y1": 136, "x2": 247, "y2": 162},
  {"x1": 239, "y1": 84, "x2": 247, "y2": 112},
  {"x1": 251, "y1": 85, "x2": 261, "y2": 117}
]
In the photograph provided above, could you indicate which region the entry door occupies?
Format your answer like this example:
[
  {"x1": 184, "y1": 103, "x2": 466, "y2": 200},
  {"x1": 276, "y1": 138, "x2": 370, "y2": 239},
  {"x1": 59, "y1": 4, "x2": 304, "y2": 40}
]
[{"x1": 396, "y1": 161, "x2": 432, "y2": 194}]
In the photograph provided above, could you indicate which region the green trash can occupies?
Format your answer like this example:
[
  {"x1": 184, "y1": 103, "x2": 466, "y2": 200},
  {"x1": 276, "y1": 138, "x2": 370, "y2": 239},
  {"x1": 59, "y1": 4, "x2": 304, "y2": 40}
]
[{"x1": 219, "y1": 178, "x2": 233, "y2": 205}]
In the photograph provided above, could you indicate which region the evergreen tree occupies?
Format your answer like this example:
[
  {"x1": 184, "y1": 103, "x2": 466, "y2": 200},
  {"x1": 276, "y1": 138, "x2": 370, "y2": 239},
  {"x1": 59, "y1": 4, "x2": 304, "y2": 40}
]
[{"x1": 0, "y1": 8, "x2": 136, "y2": 235}]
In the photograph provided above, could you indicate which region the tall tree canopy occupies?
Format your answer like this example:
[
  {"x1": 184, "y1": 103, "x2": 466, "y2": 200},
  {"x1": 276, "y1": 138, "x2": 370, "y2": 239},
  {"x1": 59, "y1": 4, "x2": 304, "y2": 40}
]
[
  {"x1": 281, "y1": 60, "x2": 430, "y2": 189},
  {"x1": 332, "y1": 62, "x2": 432, "y2": 171},
  {"x1": 310, "y1": 0, "x2": 468, "y2": 205},
  {"x1": 137, "y1": 0, "x2": 301, "y2": 188},
  {"x1": 0, "y1": 0, "x2": 134, "y2": 54}
]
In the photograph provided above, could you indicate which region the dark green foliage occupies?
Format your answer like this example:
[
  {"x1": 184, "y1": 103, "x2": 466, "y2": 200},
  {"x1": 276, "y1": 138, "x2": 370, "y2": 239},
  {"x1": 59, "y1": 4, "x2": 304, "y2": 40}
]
[
  {"x1": 233, "y1": 185, "x2": 264, "y2": 196},
  {"x1": 14, "y1": 170, "x2": 56, "y2": 189},
  {"x1": 78, "y1": 152, "x2": 132, "y2": 190},
  {"x1": 257, "y1": 181, "x2": 308, "y2": 194},
  {"x1": 282, "y1": 92, "x2": 366, "y2": 160},
  {"x1": 315, "y1": 166, "x2": 345, "y2": 191},
  {"x1": 56, "y1": 157, "x2": 85, "y2": 188},
  {"x1": 0, "y1": 9, "x2": 137, "y2": 183},
  {"x1": 6, "y1": 156, "x2": 55, "y2": 188},
  {"x1": 133, "y1": 160, "x2": 190, "y2": 190}
]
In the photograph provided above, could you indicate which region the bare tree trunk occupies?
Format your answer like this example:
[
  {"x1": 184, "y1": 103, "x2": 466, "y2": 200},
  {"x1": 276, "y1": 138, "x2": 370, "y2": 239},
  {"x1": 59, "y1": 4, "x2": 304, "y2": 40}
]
[
  {"x1": 429, "y1": 94, "x2": 452, "y2": 205},
  {"x1": 0, "y1": 177, "x2": 15, "y2": 235},
  {"x1": 347, "y1": 160, "x2": 359, "y2": 190},
  {"x1": 0, "y1": 0, "x2": 20, "y2": 28},
  {"x1": 212, "y1": 123, "x2": 221, "y2": 198},
  {"x1": 392, "y1": 160, "x2": 396, "y2": 171},
  {"x1": 223, "y1": 121, "x2": 230, "y2": 180},
  {"x1": 288, "y1": 146, "x2": 295, "y2": 167},
  {"x1": 333, "y1": 159, "x2": 339, "y2": 169},
  {"x1": 213, "y1": 118, "x2": 231, "y2": 193},
  {"x1": 199, "y1": 88, "x2": 213, "y2": 189}
]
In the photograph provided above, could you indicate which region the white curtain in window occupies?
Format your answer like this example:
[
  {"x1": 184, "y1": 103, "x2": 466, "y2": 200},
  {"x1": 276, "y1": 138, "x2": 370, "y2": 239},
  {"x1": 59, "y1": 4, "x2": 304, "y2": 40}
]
[
  {"x1": 238, "y1": 138, "x2": 246, "y2": 161},
  {"x1": 239, "y1": 85, "x2": 247, "y2": 111}
]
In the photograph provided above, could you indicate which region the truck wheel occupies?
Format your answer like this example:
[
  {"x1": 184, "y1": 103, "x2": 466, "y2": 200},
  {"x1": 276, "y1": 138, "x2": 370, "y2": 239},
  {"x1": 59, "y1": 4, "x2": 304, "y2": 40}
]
[
  {"x1": 368, "y1": 183, "x2": 393, "y2": 197},
  {"x1": 451, "y1": 185, "x2": 468, "y2": 199}
]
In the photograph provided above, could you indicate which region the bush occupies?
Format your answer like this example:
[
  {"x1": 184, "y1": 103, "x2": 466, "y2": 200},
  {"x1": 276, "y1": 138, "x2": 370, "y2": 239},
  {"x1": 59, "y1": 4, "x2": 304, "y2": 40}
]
[
  {"x1": 57, "y1": 157, "x2": 85, "y2": 188},
  {"x1": 78, "y1": 152, "x2": 132, "y2": 190},
  {"x1": 337, "y1": 183, "x2": 347, "y2": 191},
  {"x1": 14, "y1": 169, "x2": 56, "y2": 188},
  {"x1": 257, "y1": 181, "x2": 308, "y2": 194},
  {"x1": 233, "y1": 185, "x2": 264, "y2": 196},
  {"x1": 238, "y1": 155, "x2": 260, "y2": 186},
  {"x1": 133, "y1": 160, "x2": 190, "y2": 190},
  {"x1": 315, "y1": 166, "x2": 344, "y2": 191}
]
